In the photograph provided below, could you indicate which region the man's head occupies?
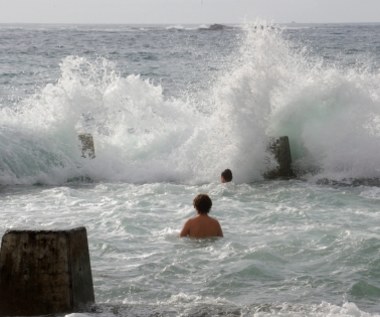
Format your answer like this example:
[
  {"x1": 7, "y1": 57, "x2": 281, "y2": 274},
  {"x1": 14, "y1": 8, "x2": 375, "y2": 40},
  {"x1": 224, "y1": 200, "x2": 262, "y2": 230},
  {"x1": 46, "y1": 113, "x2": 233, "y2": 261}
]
[
  {"x1": 221, "y1": 169, "x2": 233, "y2": 183},
  {"x1": 193, "y1": 194, "x2": 212, "y2": 214}
]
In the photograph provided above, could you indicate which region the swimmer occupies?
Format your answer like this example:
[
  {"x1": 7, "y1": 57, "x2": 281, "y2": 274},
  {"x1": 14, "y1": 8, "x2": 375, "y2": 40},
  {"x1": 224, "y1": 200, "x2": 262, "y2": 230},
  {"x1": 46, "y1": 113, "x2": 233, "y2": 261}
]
[
  {"x1": 221, "y1": 168, "x2": 232, "y2": 183},
  {"x1": 180, "y1": 194, "x2": 223, "y2": 238}
]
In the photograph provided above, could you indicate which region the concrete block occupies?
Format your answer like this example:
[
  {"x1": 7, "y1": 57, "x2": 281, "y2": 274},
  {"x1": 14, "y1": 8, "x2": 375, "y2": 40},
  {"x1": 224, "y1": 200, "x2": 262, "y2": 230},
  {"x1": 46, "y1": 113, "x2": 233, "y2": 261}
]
[
  {"x1": 264, "y1": 136, "x2": 295, "y2": 179},
  {"x1": 78, "y1": 133, "x2": 96, "y2": 159},
  {"x1": 0, "y1": 227, "x2": 95, "y2": 316}
]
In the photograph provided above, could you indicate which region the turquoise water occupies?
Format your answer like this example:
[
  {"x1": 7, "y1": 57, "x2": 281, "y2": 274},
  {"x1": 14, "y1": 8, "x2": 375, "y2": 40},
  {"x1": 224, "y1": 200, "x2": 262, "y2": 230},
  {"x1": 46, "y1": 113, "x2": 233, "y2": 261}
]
[{"x1": 1, "y1": 181, "x2": 380, "y2": 316}]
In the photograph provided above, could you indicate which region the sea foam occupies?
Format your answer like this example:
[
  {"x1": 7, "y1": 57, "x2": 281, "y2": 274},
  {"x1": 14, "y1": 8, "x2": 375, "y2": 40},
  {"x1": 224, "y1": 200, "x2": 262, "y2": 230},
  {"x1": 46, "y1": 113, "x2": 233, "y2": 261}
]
[{"x1": 1, "y1": 23, "x2": 380, "y2": 185}]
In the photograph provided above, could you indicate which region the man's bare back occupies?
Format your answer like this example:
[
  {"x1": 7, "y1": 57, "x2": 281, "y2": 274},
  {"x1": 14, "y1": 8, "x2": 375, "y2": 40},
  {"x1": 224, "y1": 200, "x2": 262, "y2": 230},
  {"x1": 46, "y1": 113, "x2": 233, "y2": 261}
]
[
  {"x1": 180, "y1": 194, "x2": 223, "y2": 239},
  {"x1": 180, "y1": 214, "x2": 223, "y2": 238}
]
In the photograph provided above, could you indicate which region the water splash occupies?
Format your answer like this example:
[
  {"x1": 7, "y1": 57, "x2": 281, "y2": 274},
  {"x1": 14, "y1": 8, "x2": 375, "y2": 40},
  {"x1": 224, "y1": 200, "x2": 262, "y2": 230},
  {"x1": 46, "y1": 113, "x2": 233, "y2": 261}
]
[
  {"x1": 2, "y1": 23, "x2": 380, "y2": 185},
  {"x1": 212, "y1": 22, "x2": 380, "y2": 181}
]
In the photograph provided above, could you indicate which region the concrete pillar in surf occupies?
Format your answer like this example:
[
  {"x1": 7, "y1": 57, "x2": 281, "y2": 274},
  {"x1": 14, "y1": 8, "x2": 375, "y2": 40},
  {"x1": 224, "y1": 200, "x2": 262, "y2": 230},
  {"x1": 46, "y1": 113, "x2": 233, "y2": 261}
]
[
  {"x1": 78, "y1": 133, "x2": 96, "y2": 159},
  {"x1": 264, "y1": 136, "x2": 295, "y2": 179},
  {"x1": 0, "y1": 227, "x2": 95, "y2": 316}
]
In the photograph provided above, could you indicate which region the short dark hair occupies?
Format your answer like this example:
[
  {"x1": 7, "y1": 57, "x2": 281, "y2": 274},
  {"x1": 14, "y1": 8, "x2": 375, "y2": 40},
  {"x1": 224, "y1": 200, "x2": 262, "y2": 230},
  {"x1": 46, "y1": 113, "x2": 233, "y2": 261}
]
[
  {"x1": 221, "y1": 169, "x2": 233, "y2": 182},
  {"x1": 193, "y1": 194, "x2": 212, "y2": 214}
]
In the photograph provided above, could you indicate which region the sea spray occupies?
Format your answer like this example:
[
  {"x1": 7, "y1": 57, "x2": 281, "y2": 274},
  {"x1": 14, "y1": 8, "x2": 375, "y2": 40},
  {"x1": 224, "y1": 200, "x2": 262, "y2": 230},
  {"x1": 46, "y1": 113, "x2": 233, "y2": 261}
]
[
  {"x1": 0, "y1": 56, "x2": 203, "y2": 184},
  {"x1": 212, "y1": 22, "x2": 380, "y2": 181},
  {"x1": 2, "y1": 24, "x2": 380, "y2": 185}
]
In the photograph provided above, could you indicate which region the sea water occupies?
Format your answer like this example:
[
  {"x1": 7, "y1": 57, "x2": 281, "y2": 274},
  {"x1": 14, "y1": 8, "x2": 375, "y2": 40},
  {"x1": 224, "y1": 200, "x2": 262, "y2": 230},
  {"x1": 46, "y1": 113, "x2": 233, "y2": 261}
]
[{"x1": 1, "y1": 22, "x2": 380, "y2": 316}]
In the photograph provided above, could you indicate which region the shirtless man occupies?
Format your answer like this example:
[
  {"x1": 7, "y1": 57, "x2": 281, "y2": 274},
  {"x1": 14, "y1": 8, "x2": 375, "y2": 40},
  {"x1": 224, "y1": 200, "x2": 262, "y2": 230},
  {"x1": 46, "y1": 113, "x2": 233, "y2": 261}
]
[{"x1": 180, "y1": 194, "x2": 223, "y2": 238}]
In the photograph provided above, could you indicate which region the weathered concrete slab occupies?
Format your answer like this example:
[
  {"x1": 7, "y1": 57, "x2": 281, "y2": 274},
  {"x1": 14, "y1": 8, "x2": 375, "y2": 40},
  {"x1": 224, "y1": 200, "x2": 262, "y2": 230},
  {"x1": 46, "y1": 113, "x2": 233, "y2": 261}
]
[
  {"x1": 0, "y1": 227, "x2": 95, "y2": 316},
  {"x1": 78, "y1": 133, "x2": 96, "y2": 159},
  {"x1": 264, "y1": 136, "x2": 295, "y2": 179}
]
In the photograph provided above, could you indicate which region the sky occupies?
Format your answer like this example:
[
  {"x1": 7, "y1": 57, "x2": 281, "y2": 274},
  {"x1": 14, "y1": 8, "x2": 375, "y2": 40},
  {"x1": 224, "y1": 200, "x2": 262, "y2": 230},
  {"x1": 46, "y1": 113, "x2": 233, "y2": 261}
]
[{"x1": 0, "y1": 0, "x2": 380, "y2": 24}]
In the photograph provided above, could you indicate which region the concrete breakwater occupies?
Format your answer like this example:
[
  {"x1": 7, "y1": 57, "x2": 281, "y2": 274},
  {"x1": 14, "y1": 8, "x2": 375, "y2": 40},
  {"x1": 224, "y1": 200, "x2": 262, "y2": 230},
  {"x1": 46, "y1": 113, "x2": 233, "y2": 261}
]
[
  {"x1": 0, "y1": 227, "x2": 94, "y2": 316},
  {"x1": 264, "y1": 136, "x2": 295, "y2": 180},
  {"x1": 78, "y1": 133, "x2": 96, "y2": 159},
  {"x1": 76, "y1": 133, "x2": 295, "y2": 180}
]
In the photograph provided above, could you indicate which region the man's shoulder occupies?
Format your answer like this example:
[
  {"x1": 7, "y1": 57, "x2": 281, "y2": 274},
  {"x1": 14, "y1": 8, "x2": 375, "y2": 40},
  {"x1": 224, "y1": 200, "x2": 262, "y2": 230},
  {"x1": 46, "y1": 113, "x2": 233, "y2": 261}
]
[
  {"x1": 209, "y1": 216, "x2": 220, "y2": 223},
  {"x1": 202, "y1": 216, "x2": 220, "y2": 227},
  {"x1": 185, "y1": 217, "x2": 195, "y2": 224}
]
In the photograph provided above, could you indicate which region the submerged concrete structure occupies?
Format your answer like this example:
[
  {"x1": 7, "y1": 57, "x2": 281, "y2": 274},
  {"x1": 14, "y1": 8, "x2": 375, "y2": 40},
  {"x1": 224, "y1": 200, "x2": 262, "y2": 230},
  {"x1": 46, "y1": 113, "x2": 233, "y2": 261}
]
[
  {"x1": 264, "y1": 136, "x2": 295, "y2": 179},
  {"x1": 78, "y1": 133, "x2": 96, "y2": 159},
  {"x1": 0, "y1": 227, "x2": 94, "y2": 316}
]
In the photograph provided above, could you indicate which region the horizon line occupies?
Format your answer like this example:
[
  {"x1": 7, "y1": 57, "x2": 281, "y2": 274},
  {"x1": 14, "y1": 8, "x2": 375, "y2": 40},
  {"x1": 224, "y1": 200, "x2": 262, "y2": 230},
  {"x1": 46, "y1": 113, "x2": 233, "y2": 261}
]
[{"x1": 1, "y1": 21, "x2": 380, "y2": 26}]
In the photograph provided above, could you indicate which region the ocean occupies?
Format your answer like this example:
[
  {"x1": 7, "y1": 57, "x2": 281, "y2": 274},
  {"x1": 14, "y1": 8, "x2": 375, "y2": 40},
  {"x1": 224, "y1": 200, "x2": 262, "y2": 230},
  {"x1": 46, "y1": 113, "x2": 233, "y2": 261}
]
[{"x1": 1, "y1": 22, "x2": 380, "y2": 316}]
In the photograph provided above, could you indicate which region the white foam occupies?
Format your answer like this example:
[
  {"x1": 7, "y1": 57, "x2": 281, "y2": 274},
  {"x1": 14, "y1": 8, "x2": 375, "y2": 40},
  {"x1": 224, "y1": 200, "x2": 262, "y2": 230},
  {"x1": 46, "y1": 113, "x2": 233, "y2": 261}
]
[{"x1": 2, "y1": 22, "x2": 380, "y2": 185}]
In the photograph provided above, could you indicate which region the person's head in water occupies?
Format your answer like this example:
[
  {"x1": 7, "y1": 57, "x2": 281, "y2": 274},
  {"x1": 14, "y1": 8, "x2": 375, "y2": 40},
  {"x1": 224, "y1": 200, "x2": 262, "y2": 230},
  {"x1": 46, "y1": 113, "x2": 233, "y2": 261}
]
[
  {"x1": 193, "y1": 194, "x2": 212, "y2": 214},
  {"x1": 221, "y1": 169, "x2": 233, "y2": 183}
]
